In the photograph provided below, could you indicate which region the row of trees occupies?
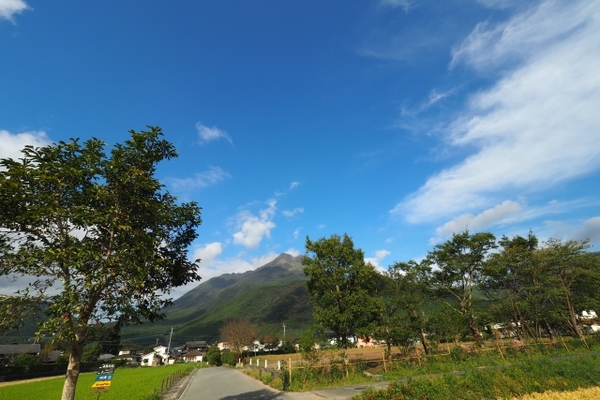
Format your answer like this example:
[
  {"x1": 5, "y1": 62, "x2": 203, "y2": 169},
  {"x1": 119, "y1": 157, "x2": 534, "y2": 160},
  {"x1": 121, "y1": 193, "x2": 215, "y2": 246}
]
[{"x1": 303, "y1": 232, "x2": 600, "y2": 360}]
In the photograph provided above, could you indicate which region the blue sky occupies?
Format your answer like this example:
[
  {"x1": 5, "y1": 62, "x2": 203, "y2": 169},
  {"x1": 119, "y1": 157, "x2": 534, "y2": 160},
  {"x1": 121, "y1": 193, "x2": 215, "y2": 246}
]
[{"x1": 1, "y1": 0, "x2": 599, "y2": 299}]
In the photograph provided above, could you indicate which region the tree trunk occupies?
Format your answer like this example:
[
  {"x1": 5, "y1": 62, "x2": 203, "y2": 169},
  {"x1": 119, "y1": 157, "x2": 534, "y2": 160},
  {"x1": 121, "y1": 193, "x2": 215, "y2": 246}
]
[
  {"x1": 419, "y1": 328, "x2": 430, "y2": 355},
  {"x1": 467, "y1": 314, "x2": 482, "y2": 345},
  {"x1": 61, "y1": 341, "x2": 84, "y2": 400},
  {"x1": 543, "y1": 320, "x2": 555, "y2": 341}
]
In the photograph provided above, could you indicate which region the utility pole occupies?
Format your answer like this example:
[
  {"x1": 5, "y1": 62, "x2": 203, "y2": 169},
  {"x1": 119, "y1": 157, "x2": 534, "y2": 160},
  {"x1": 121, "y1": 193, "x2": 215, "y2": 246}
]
[
  {"x1": 166, "y1": 327, "x2": 173, "y2": 358},
  {"x1": 282, "y1": 323, "x2": 286, "y2": 353}
]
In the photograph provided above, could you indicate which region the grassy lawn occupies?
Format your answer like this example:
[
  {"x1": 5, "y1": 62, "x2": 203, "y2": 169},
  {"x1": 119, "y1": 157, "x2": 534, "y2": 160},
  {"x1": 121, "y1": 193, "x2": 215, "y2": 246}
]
[{"x1": 0, "y1": 364, "x2": 195, "y2": 400}]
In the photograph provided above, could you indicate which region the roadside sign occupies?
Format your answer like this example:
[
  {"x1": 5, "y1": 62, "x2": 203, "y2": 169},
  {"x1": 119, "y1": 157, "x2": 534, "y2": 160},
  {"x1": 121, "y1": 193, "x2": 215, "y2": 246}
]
[
  {"x1": 95, "y1": 374, "x2": 113, "y2": 381},
  {"x1": 92, "y1": 363, "x2": 115, "y2": 396},
  {"x1": 92, "y1": 381, "x2": 111, "y2": 388}
]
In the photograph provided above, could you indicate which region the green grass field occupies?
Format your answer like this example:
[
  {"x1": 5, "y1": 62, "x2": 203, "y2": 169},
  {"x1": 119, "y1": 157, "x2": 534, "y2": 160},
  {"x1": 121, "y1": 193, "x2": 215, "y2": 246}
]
[{"x1": 0, "y1": 364, "x2": 195, "y2": 400}]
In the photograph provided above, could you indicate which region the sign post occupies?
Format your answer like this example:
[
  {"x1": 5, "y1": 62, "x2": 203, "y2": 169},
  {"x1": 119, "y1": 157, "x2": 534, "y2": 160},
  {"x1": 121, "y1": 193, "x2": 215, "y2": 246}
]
[{"x1": 92, "y1": 363, "x2": 115, "y2": 399}]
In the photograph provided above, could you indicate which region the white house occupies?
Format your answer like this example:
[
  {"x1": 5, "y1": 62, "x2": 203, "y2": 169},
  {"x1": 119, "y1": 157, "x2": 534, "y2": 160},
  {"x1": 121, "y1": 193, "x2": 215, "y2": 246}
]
[{"x1": 141, "y1": 345, "x2": 171, "y2": 366}]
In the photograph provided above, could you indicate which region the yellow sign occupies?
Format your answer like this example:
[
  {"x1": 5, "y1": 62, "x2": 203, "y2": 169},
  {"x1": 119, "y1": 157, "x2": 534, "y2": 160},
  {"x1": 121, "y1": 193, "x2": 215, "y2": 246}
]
[{"x1": 92, "y1": 381, "x2": 111, "y2": 388}]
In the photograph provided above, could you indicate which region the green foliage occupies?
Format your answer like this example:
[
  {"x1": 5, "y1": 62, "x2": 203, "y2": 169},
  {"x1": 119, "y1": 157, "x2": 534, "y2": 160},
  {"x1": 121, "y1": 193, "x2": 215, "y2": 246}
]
[
  {"x1": 303, "y1": 233, "x2": 383, "y2": 356},
  {"x1": 221, "y1": 351, "x2": 240, "y2": 366},
  {"x1": 298, "y1": 326, "x2": 325, "y2": 364},
  {"x1": 206, "y1": 346, "x2": 222, "y2": 366},
  {"x1": 0, "y1": 127, "x2": 202, "y2": 400},
  {"x1": 424, "y1": 230, "x2": 496, "y2": 343},
  {"x1": 375, "y1": 260, "x2": 432, "y2": 356},
  {"x1": 8, "y1": 353, "x2": 42, "y2": 367},
  {"x1": 81, "y1": 342, "x2": 103, "y2": 363}
]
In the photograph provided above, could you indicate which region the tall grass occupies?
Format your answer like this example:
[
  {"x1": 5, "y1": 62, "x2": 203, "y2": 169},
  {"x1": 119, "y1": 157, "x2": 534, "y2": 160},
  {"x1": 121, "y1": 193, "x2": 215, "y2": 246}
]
[{"x1": 355, "y1": 354, "x2": 600, "y2": 400}]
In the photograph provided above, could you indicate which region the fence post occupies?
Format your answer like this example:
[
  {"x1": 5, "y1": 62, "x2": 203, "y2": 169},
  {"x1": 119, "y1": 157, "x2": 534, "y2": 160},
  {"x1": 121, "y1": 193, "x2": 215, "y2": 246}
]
[
  {"x1": 265, "y1": 359, "x2": 267, "y2": 368},
  {"x1": 382, "y1": 352, "x2": 387, "y2": 373},
  {"x1": 288, "y1": 357, "x2": 292, "y2": 385},
  {"x1": 278, "y1": 360, "x2": 281, "y2": 371}
]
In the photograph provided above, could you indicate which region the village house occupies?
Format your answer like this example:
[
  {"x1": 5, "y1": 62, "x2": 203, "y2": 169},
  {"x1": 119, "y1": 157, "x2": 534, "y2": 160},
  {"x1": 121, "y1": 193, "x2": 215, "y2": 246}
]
[
  {"x1": 141, "y1": 345, "x2": 172, "y2": 366},
  {"x1": 0, "y1": 344, "x2": 41, "y2": 365}
]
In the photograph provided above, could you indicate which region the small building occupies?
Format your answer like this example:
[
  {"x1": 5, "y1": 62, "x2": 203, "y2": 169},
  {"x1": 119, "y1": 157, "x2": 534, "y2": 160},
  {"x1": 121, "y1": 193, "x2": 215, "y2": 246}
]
[
  {"x1": 0, "y1": 344, "x2": 41, "y2": 365},
  {"x1": 184, "y1": 341, "x2": 208, "y2": 352},
  {"x1": 181, "y1": 341, "x2": 207, "y2": 362},
  {"x1": 182, "y1": 350, "x2": 204, "y2": 362},
  {"x1": 114, "y1": 349, "x2": 141, "y2": 365},
  {"x1": 141, "y1": 345, "x2": 171, "y2": 366}
]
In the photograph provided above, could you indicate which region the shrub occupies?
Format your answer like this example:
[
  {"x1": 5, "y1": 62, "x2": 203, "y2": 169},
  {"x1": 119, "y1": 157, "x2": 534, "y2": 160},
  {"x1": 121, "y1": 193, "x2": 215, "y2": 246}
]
[{"x1": 206, "y1": 346, "x2": 221, "y2": 366}]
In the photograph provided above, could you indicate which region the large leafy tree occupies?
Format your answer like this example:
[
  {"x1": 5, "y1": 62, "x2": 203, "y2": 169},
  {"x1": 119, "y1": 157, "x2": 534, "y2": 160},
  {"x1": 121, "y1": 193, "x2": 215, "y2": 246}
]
[
  {"x1": 539, "y1": 238, "x2": 600, "y2": 340},
  {"x1": 0, "y1": 127, "x2": 202, "y2": 400},
  {"x1": 482, "y1": 233, "x2": 556, "y2": 340},
  {"x1": 424, "y1": 230, "x2": 496, "y2": 345},
  {"x1": 375, "y1": 260, "x2": 432, "y2": 356},
  {"x1": 303, "y1": 233, "x2": 382, "y2": 363}
]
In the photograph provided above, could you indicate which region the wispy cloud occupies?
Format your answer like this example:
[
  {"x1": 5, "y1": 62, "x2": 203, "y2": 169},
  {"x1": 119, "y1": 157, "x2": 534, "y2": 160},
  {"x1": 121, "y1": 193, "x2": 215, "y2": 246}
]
[
  {"x1": 0, "y1": 129, "x2": 50, "y2": 161},
  {"x1": 379, "y1": 0, "x2": 410, "y2": 13},
  {"x1": 195, "y1": 122, "x2": 233, "y2": 145},
  {"x1": 401, "y1": 88, "x2": 455, "y2": 117},
  {"x1": 232, "y1": 199, "x2": 277, "y2": 249},
  {"x1": 476, "y1": 0, "x2": 518, "y2": 10},
  {"x1": 282, "y1": 207, "x2": 304, "y2": 218},
  {"x1": 167, "y1": 166, "x2": 230, "y2": 191},
  {"x1": 450, "y1": 1, "x2": 594, "y2": 71},
  {"x1": 0, "y1": 0, "x2": 30, "y2": 22},
  {"x1": 394, "y1": 0, "x2": 600, "y2": 225},
  {"x1": 293, "y1": 228, "x2": 302, "y2": 239}
]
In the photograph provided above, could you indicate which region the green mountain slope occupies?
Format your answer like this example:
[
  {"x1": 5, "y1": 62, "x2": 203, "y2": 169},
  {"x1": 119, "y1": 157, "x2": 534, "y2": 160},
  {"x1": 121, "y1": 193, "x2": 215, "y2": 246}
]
[{"x1": 121, "y1": 253, "x2": 314, "y2": 344}]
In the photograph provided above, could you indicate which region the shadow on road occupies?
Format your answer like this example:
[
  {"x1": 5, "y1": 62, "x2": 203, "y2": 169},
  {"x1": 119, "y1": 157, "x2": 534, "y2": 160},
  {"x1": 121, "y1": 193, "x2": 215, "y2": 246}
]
[{"x1": 220, "y1": 389, "x2": 289, "y2": 399}]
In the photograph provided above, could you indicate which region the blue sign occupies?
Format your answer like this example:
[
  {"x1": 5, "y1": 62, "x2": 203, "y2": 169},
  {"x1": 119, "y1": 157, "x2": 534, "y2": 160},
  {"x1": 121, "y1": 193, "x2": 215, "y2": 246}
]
[{"x1": 95, "y1": 374, "x2": 113, "y2": 381}]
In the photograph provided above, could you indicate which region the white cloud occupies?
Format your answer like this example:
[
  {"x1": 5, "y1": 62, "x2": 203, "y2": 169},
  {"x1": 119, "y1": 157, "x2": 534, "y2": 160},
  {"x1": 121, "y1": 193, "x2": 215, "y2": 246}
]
[
  {"x1": 0, "y1": 130, "x2": 50, "y2": 161},
  {"x1": 394, "y1": 0, "x2": 600, "y2": 224},
  {"x1": 232, "y1": 199, "x2": 277, "y2": 249},
  {"x1": 0, "y1": 0, "x2": 30, "y2": 22},
  {"x1": 195, "y1": 122, "x2": 233, "y2": 145},
  {"x1": 191, "y1": 242, "x2": 223, "y2": 265},
  {"x1": 289, "y1": 181, "x2": 300, "y2": 190},
  {"x1": 572, "y1": 216, "x2": 600, "y2": 245},
  {"x1": 365, "y1": 249, "x2": 391, "y2": 270},
  {"x1": 167, "y1": 166, "x2": 230, "y2": 191},
  {"x1": 282, "y1": 207, "x2": 304, "y2": 218},
  {"x1": 451, "y1": 1, "x2": 595, "y2": 71},
  {"x1": 285, "y1": 248, "x2": 301, "y2": 257},
  {"x1": 435, "y1": 200, "x2": 522, "y2": 237}
]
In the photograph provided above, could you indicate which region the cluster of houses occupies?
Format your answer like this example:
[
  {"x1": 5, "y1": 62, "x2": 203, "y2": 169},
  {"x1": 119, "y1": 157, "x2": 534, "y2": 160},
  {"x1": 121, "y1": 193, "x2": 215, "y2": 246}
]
[
  {"x1": 111, "y1": 340, "x2": 209, "y2": 366},
  {"x1": 4, "y1": 310, "x2": 599, "y2": 366}
]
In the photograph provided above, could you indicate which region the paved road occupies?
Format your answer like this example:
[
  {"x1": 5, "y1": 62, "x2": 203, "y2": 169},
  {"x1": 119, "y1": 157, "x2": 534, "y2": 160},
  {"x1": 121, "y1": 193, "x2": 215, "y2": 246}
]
[{"x1": 175, "y1": 367, "x2": 389, "y2": 400}]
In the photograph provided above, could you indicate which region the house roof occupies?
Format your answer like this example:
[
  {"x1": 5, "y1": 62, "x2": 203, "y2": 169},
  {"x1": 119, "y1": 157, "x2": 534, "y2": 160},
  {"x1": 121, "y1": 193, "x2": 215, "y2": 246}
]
[
  {"x1": 0, "y1": 344, "x2": 41, "y2": 355},
  {"x1": 183, "y1": 350, "x2": 204, "y2": 357},
  {"x1": 185, "y1": 341, "x2": 208, "y2": 348}
]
